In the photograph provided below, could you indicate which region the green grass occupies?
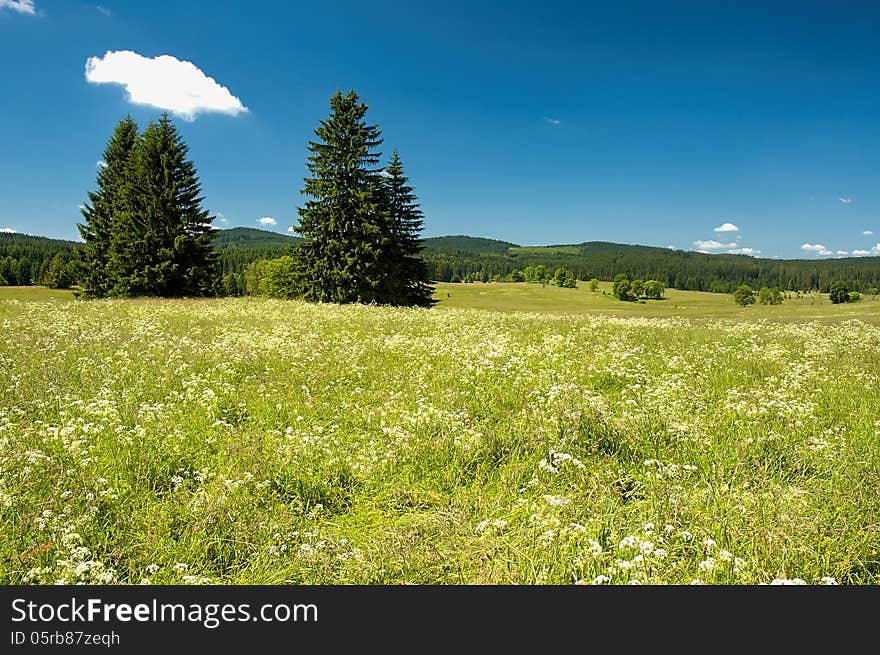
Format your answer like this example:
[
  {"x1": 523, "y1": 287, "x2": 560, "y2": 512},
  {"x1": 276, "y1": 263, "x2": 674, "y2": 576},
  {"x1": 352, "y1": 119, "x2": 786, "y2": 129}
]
[
  {"x1": 433, "y1": 281, "x2": 880, "y2": 323},
  {"x1": 0, "y1": 286, "x2": 76, "y2": 302},
  {"x1": 1, "y1": 286, "x2": 878, "y2": 585}
]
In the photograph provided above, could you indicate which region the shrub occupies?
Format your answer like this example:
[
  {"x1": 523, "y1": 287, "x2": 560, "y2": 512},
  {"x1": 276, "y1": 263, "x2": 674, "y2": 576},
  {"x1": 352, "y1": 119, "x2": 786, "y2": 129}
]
[
  {"x1": 829, "y1": 280, "x2": 850, "y2": 304},
  {"x1": 612, "y1": 274, "x2": 631, "y2": 301},
  {"x1": 258, "y1": 256, "x2": 299, "y2": 298},
  {"x1": 733, "y1": 285, "x2": 755, "y2": 306}
]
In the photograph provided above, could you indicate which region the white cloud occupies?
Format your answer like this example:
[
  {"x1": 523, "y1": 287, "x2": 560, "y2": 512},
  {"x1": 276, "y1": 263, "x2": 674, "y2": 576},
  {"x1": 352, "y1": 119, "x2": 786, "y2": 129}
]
[
  {"x1": 544, "y1": 117, "x2": 561, "y2": 126},
  {"x1": 665, "y1": 244, "x2": 676, "y2": 250},
  {"x1": 864, "y1": 230, "x2": 874, "y2": 236},
  {"x1": 213, "y1": 211, "x2": 228, "y2": 225},
  {"x1": 836, "y1": 250, "x2": 849, "y2": 256},
  {"x1": 727, "y1": 248, "x2": 760, "y2": 255},
  {"x1": 838, "y1": 197, "x2": 853, "y2": 204},
  {"x1": 801, "y1": 243, "x2": 829, "y2": 254},
  {"x1": 95, "y1": 5, "x2": 111, "y2": 15},
  {"x1": 287, "y1": 226, "x2": 298, "y2": 234},
  {"x1": 257, "y1": 217, "x2": 277, "y2": 226},
  {"x1": 0, "y1": 227, "x2": 16, "y2": 233},
  {"x1": 85, "y1": 50, "x2": 248, "y2": 121},
  {"x1": 693, "y1": 239, "x2": 737, "y2": 250},
  {"x1": 852, "y1": 249, "x2": 871, "y2": 256},
  {"x1": 378, "y1": 169, "x2": 392, "y2": 178},
  {"x1": 713, "y1": 222, "x2": 739, "y2": 233},
  {"x1": 0, "y1": 1, "x2": 35, "y2": 14},
  {"x1": 96, "y1": 159, "x2": 107, "y2": 168}
]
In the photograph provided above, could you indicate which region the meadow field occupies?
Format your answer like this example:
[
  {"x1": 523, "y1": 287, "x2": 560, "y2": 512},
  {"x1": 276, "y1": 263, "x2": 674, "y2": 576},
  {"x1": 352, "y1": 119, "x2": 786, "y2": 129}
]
[{"x1": 1, "y1": 284, "x2": 879, "y2": 585}]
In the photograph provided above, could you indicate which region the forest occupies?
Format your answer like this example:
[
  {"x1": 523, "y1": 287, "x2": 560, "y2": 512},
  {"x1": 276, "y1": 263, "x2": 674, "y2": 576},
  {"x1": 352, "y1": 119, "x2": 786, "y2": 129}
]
[{"x1": 5, "y1": 228, "x2": 880, "y2": 295}]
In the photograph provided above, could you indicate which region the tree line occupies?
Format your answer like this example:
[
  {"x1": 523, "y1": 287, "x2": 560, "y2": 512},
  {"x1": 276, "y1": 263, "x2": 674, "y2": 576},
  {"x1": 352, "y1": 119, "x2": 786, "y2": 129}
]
[
  {"x1": 5, "y1": 89, "x2": 880, "y2": 298},
  {"x1": 0, "y1": 234, "x2": 80, "y2": 288},
  {"x1": 419, "y1": 245, "x2": 880, "y2": 293},
  {"x1": 72, "y1": 91, "x2": 433, "y2": 306}
]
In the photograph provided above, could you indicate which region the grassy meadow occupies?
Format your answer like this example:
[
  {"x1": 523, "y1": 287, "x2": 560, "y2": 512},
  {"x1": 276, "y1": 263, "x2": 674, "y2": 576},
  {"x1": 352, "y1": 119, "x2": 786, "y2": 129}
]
[{"x1": 1, "y1": 284, "x2": 879, "y2": 584}]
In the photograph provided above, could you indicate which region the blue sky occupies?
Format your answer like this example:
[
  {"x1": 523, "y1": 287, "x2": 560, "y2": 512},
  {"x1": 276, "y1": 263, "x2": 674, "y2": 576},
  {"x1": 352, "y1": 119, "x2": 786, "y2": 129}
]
[{"x1": 1, "y1": 0, "x2": 878, "y2": 258}]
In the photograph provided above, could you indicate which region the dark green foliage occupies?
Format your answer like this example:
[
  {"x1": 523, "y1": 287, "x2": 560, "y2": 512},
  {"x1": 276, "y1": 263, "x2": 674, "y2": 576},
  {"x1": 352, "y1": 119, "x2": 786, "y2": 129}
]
[
  {"x1": 106, "y1": 114, "x2": 217, "y2": 297},
  {"x1": 381, "y1": 150, "x2": 435, "y2": 306},
  {"x1": 612, "y1": 274, "x2": 631, "y2": 300},
  {"x1": 829, "y1": 280, "x2": 850, "y2": 304},
  {"x1": 77, "y1": 116, "x2": 138, "y2": 297},
  {"x1": 292, "y1": 91, "x2": 390, "y2": 304},
  {"x1": 421, "y1": 239, "x2": 880, "y2": 293},
  {"x1": 733, "y1": 285, "x2": 756, "y2": 306},
  {"x1": 76, "y1": 114, "x2": 217, "y2": 297},
  {"x1": 213, "y1": 227, "x2": 299, "y2": 250},
  {"x1": 214, "y1": 228, "x2": 298, "y2": 295},
  {"x1": 292, "y1": 92, "x2": 433, "y2": 306},
  {"x1": 0, "y1": 233, "x2": 78, "y2": 286},
  {"x1": 221, "y1": 272, "x2": 244, "y2": 296},
  {"x1": 422, "y1": 235, "x2": 517, "y2": 253}
]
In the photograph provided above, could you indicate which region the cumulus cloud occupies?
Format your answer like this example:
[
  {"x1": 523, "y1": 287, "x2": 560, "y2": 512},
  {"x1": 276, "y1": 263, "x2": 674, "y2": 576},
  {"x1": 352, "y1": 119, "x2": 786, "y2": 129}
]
[
  {"x1": 287, "y1": 226, "x2": 298, "y2": 234},
  {"x1": 864, "y1": 230, "x2": 874, "y2": 236},
  {"x1": 852, "y1": 249, "x2": 871, "y2": 256},
  {"x1": 801, "y1": 243, "x2": 832, "y2": 256},
  {"x1": 1, "y1": 227, "x2": 16, "y2": 233},
  {"x1": 838, "y1": 197, "x2": 853, "y2": 204},
  {"x1": 0, "y1": 1, "x2": 35, "y2": 14},
  {"x1": 257, "y1": 217, "x2": 277, "y2": 226},
  {"x1": 96, "y1": 159, "x2": 107, "y2": 168},
  {"x1": 544, "y1": 117, "x2": 561, "y2": 126},
  {"x1": 85, "y1": 50, "x2": 248, "y2": 121},
  {"x1": 727, "y1": 247, "x2": 760, "y2": 255},
  {"x1": 836, "y1": 251, "x2": 849, "y2": 256},
  {"x1": 693, "y1": 239, "x2": 737, "y2": 251},
  {"x1": 713, "y1": 222, "x2": 739, "y2": 233}
]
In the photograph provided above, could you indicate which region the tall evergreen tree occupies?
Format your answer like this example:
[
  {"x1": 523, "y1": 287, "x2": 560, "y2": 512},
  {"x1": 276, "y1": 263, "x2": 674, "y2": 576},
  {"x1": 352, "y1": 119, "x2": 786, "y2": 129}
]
[
  {"x1": 109, "y1": 114, "x2": 217, "y2": 297},
  {"x1": 382, "y1": 150, "x2": 435, "y2": 306},
  {"x1": 293, "y1": 90, "x2": 389, "y2": 303},
  {"x1": 77, "y1": 116, "x2": 138, "y2": 297}
]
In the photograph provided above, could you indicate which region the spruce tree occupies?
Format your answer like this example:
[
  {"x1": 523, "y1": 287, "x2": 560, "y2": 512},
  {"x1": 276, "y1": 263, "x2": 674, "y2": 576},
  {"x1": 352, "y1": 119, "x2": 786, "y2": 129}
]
[
  {"x1": 77, "y1": 116, "x2": 138, "y2": 297},
  {"x1": 109, "y1": 114, "x2": 217, "y2": 297},
  {"x1": 383, "y1": 150, "x2": 435, "y2": 306},
  {"x1": 293, "y1": 90, "x2": 389, "y2": 303}
]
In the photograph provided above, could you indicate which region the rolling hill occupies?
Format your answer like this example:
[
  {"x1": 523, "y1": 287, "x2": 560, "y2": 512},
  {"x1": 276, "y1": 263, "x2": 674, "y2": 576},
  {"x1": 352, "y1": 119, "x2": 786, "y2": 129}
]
[{"x1": 3, "y1": 228, "x2": 880, "y2": 294}]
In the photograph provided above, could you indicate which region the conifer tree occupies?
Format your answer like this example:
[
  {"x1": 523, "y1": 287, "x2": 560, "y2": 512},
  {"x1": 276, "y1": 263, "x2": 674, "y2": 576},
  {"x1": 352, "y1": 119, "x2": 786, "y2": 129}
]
[
  {"x1": 382, "y1": 150, "x2": 435, "y2": 306},
  {"x1": 293, "y1": 90, "x2": 390, "y2": 303},
  {"x1": 109, "y1": 114, "x2": 217, "y2": 297},
  {"x1": 77, "y1": 116, "x2": 138, "y2": 297}
]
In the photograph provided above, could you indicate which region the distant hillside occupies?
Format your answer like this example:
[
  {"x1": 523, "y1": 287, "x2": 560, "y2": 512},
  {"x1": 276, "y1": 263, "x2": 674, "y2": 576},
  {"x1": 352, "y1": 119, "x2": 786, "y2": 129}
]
[
  {"x1": 421, "y1": 239, "x2": 880, "y2": 293},
  {"x1": 4, "y1": 228, "x2": 880, "y2": 294},
  {"x1": 422, "y1": 235, "x2": 519, "y2": 254},
  {"x1": 213, "y1": 226, "x2": 300, "y2": 250},
  {"x1": 0, "y1": 232, "x2": 79, "y2": 285}
]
